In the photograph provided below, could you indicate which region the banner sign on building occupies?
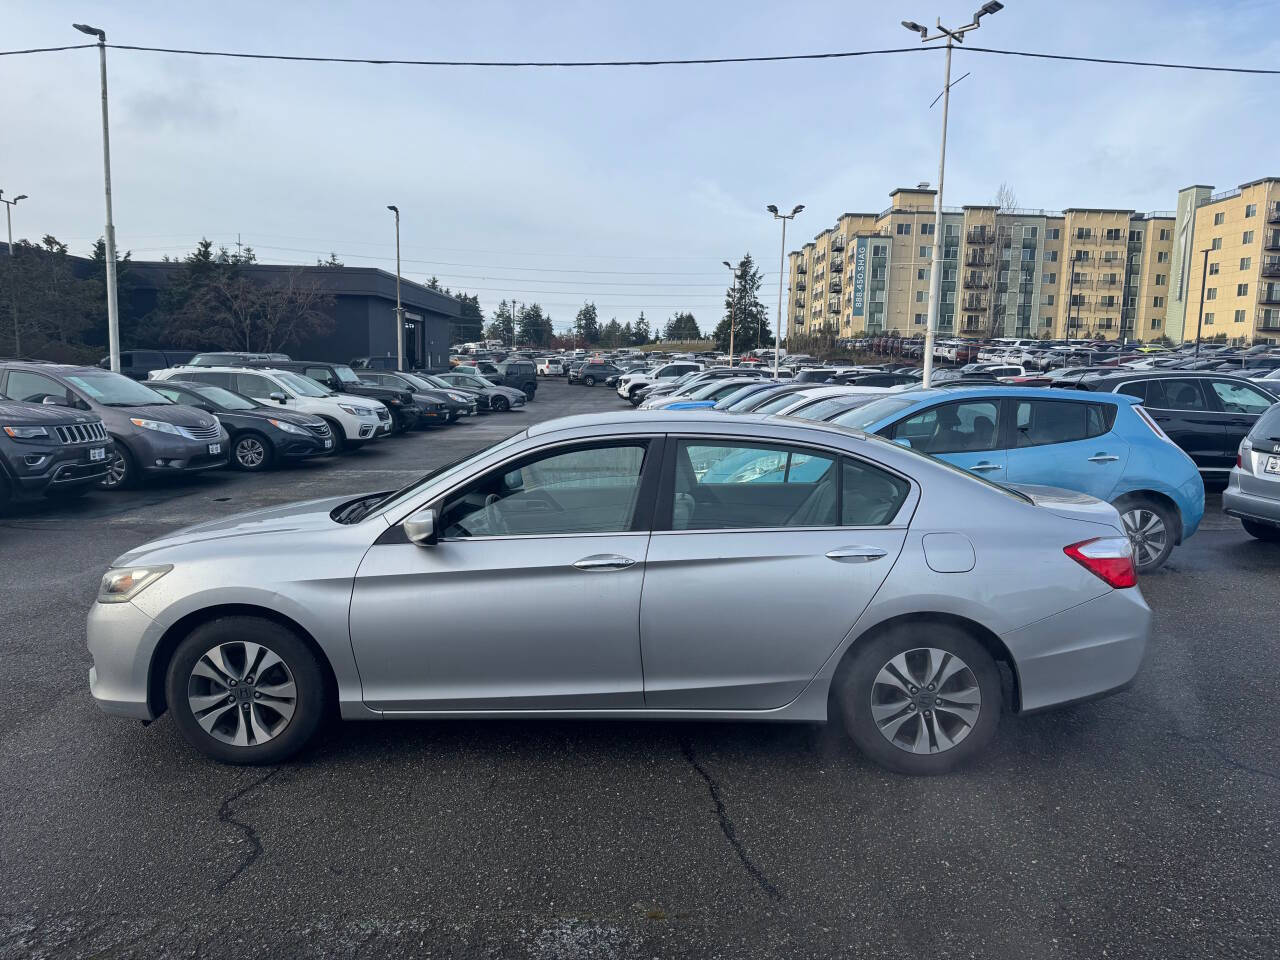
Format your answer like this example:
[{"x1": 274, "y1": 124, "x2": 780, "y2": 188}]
[{"x1": 851, "y1": 237, "x2": 868, "y2": 317}]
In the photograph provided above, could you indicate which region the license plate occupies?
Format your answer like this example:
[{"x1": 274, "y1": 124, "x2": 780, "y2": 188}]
[
  {"x1": 88, "y1": 447, "x2": 106, "y2": 462},
  {"x1": 1266, "y1": 455, "x2": 1280, "y2": 476},
  {"x1": 324, "y1": 439, "x2": 333, "y2": 449},
  {"x1": 208, "y1": 443, "x2": 221, "y2": 455}
]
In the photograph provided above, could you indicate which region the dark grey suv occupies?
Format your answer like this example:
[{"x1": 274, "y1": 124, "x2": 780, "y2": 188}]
[
  {"x1": 0, "y1": 362, "x2": 229, "y2": 490},
  {"x1": 0, "y1": 391, "x2": 114, "y2": 510}
]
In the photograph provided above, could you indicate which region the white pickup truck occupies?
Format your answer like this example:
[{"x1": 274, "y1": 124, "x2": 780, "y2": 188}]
[{"x1": 615, "y1": 361, "x2": 704, "y2": 405}]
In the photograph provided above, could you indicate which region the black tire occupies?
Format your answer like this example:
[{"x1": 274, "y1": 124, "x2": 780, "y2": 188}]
[
  {"x1": 165, "y1": 616, "x2": 327, "y2": 765},
  {"x1": 231, "y1": 431, "x2": 275, "y2": 472},
  {"x1": 491, "y1": 395, "x2": 509, "y2": 412},
  {"x1": 628, "y1": 386, "x2": 644, "y2": 405},
  {"x1": 1113, "y1": 495, "x2": 1177, "y2": 573},
  {"x1": 99, "y1": 444, "x2": 138, "y2": 490},
  {"x1": 835, "y1": 623, "x2": 1002, "y2": 776},
  {"x1": 1242, "y1": 518, "x2": 1280, "y2": 542},
  {"x1": 583, "y1": 375, "x2": 596, "y2": 387},
  {"x1": 320, "y1": 418, "x2": 347, "y2": 453}
]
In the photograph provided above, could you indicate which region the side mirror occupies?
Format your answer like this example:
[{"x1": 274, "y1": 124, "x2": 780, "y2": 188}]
[
  {"x1": 403, "y1": 507, "x2": 437, "y2": 547},
  {"x1": 41, "y1": 396, "x2": 63, "y2": 406},
  {"x1": 269, "y1": 392, "x2": 288, "y2": 404}
]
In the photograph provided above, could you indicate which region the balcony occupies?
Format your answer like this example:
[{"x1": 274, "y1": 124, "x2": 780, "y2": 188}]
[
  {"x1": 1264, "y1": 235, "x2": 1280, "y2": 252},
  {"x1": 829, "y1": 280, "x2": 843, "y2": 294},
  {"x1": 1259, "y1": 286, "x2": 1280, "y2": 305},
  {"x1": 963, "y1": 296, "x2": 989, "y2": 311},
  {"x1": 1258, "y1": 308, "x2": 1280, "y2": 332},
  {"x1": 830, "y1": 257, "x2": 844, "y2": 272},
  {"x1": 1268, "y1": 205, "x2": 1280, "y2": 224},
  {"x1": 963, "y1": 276, "x2": 989, "y2": 290},
  {"x1": 797, "y1": 263, "x2": 807, "y2": 275},
  {"x1": 1096, "y1": 276, "x2": 1121, "y2": 287},
  {"x1": 831, "y1": 236, "x2": 846, "y2": 252},
  {"x1": 795, "y1": 279, "x2": 806, "y2": 292},
  {"x1": 966, "y1": 227, "x2": 995, "y2": 244},
  {"x1": 964, "y1": 252, "x2": 990, "y2": 267},
  {"x1": 1263, "y1": 258, "x2": 1280, "y2": 278},
  {"x1": 794, "y1": 296, "x2": 806, "y2": 308}
]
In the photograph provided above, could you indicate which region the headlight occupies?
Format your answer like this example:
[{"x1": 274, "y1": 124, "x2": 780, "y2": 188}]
[
  {"x1": 338, "y1": 403, "x2": 375, "y2": 417},
  {"x1": 129, "y1": 418, "x2": 182, "y2": 436},
  {"x1": 268, "y1": 418, "x2": 309, "y2": 435},
  {"x1": 447, "y1": 392, "x2": 467, "y2": 402},
  {"x1": 2, "y1": 425, "x2": 49, "y2": 439},
  {"x1": 98, "y1": 564, "x2": 172, "y2": 604}
]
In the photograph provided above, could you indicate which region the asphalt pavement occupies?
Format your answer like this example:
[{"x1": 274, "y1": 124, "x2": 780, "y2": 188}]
[{"x1": 0, "y1": 379, "x2": 1276, "y2": 959}]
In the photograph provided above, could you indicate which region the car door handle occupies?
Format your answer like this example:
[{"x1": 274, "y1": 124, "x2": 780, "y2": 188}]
[
  {"x1": 1088, "y1": 454, "x2": 1120, "y2": 463},
  {"x1": 970, "y1": 461, "x2": 1002, "y2": 472},
  {"x1": 825, "y1": 546, "x2": 888, "y2": 563},
  {"x1": 572, "y1": 554, "x2": 637, "y2": 571}
]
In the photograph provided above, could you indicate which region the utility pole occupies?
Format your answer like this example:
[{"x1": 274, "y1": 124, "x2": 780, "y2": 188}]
[
  {"x1": 1, "y1": 190, "x2": 27, "y2": 355},
  {"x1": 901, "y1": 3, "x2": 1004, "y2": 386},
  {"x1": 723, "y1": 260, "x2": 740, "y2": 366},
  {"x1": 73, "y1": 23, "x2": 121, "y2": 373},
  {"x1": 768, "y1": 204, "x2": 804, "y2": 378},
  {"x1": 1194, "y1": 247, "x2": 1210, "y2": 358},
  {"x1": 386, "y1": 205, "x2": 404, "y2": 370}
]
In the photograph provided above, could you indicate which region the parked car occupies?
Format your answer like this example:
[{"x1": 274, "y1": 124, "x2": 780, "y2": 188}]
[
  {"x1": 433, "y1": 372, "x2": 527, "y2": 412},
  {"x1": 654, "y1": 378, "x2": 762, "y2": 410},
  {"x1": 87, "y1": 409, "x2": 1150, "y2": 774},
  {"x1": 0, "y1": 390, "x2": 114, "y2": 509},
  {"x1": 492, "y1": 359, "x2": 538, "y2": 399},
  {"x1": 1075, "y1": 372, "x2": 1279, "y2": 479},
  {"x1": 187, "y1": 352, "x2": 288, "y2": 367},
  {"x1": 0, "y1": 362, "x2": 228, "y2": 490},
  {"x1": 355, "y1": 371, "x2": 470, "y2": 425},
  {"x1": 152, "y1": 366, "x2": 385, "y2": 452},
  {"x1": 535, "y1": 358, "x2": 564, "y2": 376},
  {"x1": 147, "y1": 380, "x2": 335, "y2": 471},
  {"x1": 828, "y1": 386, "x2": 1205, "y2": 572},
  {"x1": 452, "y1": 360, "x2": 502, "y2": 379},
  {"x1": 102, "y1": 349, "x2": 196, "y2": 381},
  {"x1": 573, "y1": 361, "x2": 623, "y2": 387},
  {"x1": 250, "y1": 360, "x2": 419, "y2": 434},
  {"x1": 1223, "y1": 401, "x2": 1280, "y2": 542},
  {"x1": 616, "y1": 361, "x2": 703, "y2": 404}
]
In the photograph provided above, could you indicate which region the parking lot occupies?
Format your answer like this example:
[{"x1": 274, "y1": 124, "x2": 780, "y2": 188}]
[{"x1": 1, "y1": 378, "x2": 1277, "y2": 959}]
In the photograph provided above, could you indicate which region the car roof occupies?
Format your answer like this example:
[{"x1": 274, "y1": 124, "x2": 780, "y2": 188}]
[
  {"x1": 0, "y1": 361, "x2": 98, "y2": 375},
  {"x1": 526, "y1": 408, "x2": 870, "y2": 442},
  {"x1": 880, "y1": 385, "x2": 1138, "y2": 407},
  {"x1": 1083, "y1": 369, "x2": 1267, "y2": 384}
]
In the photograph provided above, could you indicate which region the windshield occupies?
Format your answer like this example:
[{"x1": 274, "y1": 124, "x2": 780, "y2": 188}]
[
  {"x1": 333, "y1": 365, "x2": 361, "y2": 384},
  {"x1": 275, "y1": 370, "x2": 332, "y2": 397},
  {"x1": 67, "y1": 371, "x2": 172, "y2": 406},
  {"x1": 830, "y1": 396, "x2": 919, "y2": 429},
  {"x1": 399, "y1": 373, "x2": 436, "y2": 391},
  {"x1": 790, "y1": 394, "x2": 878, "y2": 422},
  {"x1": 190, "y1": 384, "x2": 258, "y2": 410},
  {"x1": 753, "y1": 390, "x2": 810, "y2": 414},
  {"x1": 713, "y1": 384, "x2": 768, "y2": 409}
]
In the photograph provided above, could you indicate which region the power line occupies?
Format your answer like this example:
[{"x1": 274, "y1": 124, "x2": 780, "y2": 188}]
[{"x1": 962, "y1": 45, "x2": 1280, "y2": 76}]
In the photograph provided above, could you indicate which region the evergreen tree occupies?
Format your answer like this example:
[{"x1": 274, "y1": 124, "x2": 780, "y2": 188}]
[
  {"x1": 574, "y1": 302, "x2": 601, "y2": 344},
  {"x1": 518, "y1": 303, "x2": 554, "y2": 347},
  {"x1": 712, "y1": 253, "x2": 772, "y2": 354},
  {"x1": 601, "y1": 317, "x2": 623, "y2": 347},
  {"x1": 486, "y1": 300, "x2": 517, "y2": 344},
  {"x1": 632, "y1": 311, "x2": 651, "y2": 345},
  {"x1": 663, "y1": 311, "x2": 700, "y2": 341}
]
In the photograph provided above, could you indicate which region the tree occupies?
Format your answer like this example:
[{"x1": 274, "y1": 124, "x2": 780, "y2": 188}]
[
  {"x1": 450, "y1": 292, "x2": 485, "y2": 343},
  {"x1": 600, "y1": 317, "x2": 623, "y2": 348},
  {"x1": 518, "y1": 302, "x2": 554, "y2": 347},
  {"x1": 632, "y1": 311, "x2": 651, "y2": 345},
  {"x1": 574, "y1": 302, "x2": 601, "y2": 344},
  {"x1": 316, "y1": 252, "x2": 344, "y2": 267},
  {"x1": 663, "y1": 311, "x2": 700, "y2": 341},
  {"x1": 712, "y1": 253, "x2": 773, "y2": 354},
  {"x1": 486, "y1": 300, "x2": 516, "y2": 344},
  {"x1": 995, "y1": 182, "x2": 1018, "y2": 213},
  {"x1": 0, "y1": 235, "x2": 99, "y2": 359}
]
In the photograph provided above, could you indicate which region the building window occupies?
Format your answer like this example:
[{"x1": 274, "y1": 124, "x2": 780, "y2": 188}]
[
  {"x1": 1157, "y1": 251, "x2": 1169, "y2": 263},
  {"x1": 1241, "y1": 257, "x2": 1252, "y2": 270},
  {"x1": 1151, "y1": 318, "x2": 1162, "y2": 329},
  {"x1": 919, "y1": 245, "x2": 929, "y2": 258},
  {"x1": 1204, "y1": 312, "x2": 1215, "y2": 325},
  {"x1": 1129, "y1": 230, "x2": 1143, "y2": 242},
  {"x1": 1246, "y1": 204, "x2": 1257, "y2": 218},
  {"x1": 1043, "y1": 272, "x2": 1057, "y2": 285},
  {"x1": 896, "y1": 223, "x2": 912, "y2": 235},
  {"x1": 917, "y1": 268, "x2": 929, "y2": 280},
  {"x1": 872, "y1": 244, "x2": 887, "y2": 256},
  {"x1": 1045, "y1": 294, "x2": 1055, "y2": 305},
  {"x1": 1159, "y1": 228, "x2": 1171, "y2": 241},
  {"x1": 1075, "y1": 228, "x2": 1093, "y2": 239},
  {"x1": 1046, "y1": 228, "x2": 1060, "y2": 240},
  {"x1": 1044, "y1": 250, "x2": 1058, "y2": 262},
  {"x1": 1235, "y1": 309, "x2": 1247, "y2": 323},
  {"x1": 1153, "y1": 296, "x2": 1165, "y2": 308},
  {"x1": 1042, "y1": 316, "x2": 1053, "y2": 327},
  {"x1": 1243, "y1": 230, "x2": 1255, "y2": 244},
  {"x1": 1155, "y1": 273, "x2": 1166, "y2": 285},
  {"x1": 1206, "y1": 288, "x2": 1217, "y2": 300},
  {"x1": 914, "y1": 313, "x2": 925, "y2": 325},
  {"x1": 916, "y1": 290, "x2": 926, "y2": 303},
  {"x1": 1238, "y1": 283, "x2": 1249, "y2": 296},
  {"x1": 921, "y1": 222, "x2": 935, "y2": 235},
  {"x1": 1073, "y1": 272, "x2": 1089, "y2": 284},
  {"x1": 944, "y1": 224, "x2": 959, "y2": 237},
  {"x1": 1026, "y1": 226, "x2": 1038, "y2": 238},
  {"x1": 1208, "y1": 262, "x2": 1219, "y2": 275},
  {"x1": 1214, "y1": 212, "x2": 1225, "y2": 225},
  {"x1": 1211, "y1": 237, "x2": 1222, "y2": 250},
  {"x1": 1073, "y1": 250, "x2": 1090, "y2": 262}
]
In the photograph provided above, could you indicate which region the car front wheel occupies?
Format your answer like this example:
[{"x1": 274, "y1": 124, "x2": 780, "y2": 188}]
[
  {"x1": 835, "y1": 623, "x2": 1001, "y2": 775},
  {"x1": 232, "y1": 432, "x2": 274, "y2": 471},
  {"x1": 99, "y1": 445, "x2": 138, "y2": 490},
  {"x1": 165, "y1": 616, "x2": 326, "y2": 765}
]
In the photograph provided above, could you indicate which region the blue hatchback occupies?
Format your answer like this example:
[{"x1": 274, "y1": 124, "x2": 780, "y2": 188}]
[{"x1": 821, "y1": 386, "x2": 1205, "y2": 572}]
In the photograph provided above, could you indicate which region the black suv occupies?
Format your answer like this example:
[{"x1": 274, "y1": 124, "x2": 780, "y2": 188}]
[
  {"x1": 573, "y1": 361, "x2": 622, "y2": 387},
  {"x1": 250, "y1": 360, "x2": 419, "y2": 433},
  {"x1": 493, "y1": 359, "x2": 538, "y2": 399},
  {"x1": 0, "y1": 390, "x2": 114, "y2": 509},
  {"x1": 102, "y1": 349, "x2": 196, "y2": 380}
]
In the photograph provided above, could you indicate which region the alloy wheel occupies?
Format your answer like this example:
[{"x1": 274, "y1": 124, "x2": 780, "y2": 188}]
[
  {"x1": 1121, "y1": 507, "x2": 1167, "y2": 570},
  {"x1": 870, "y1": 647, "x2": 981, "y2": 755},
  {"x1": 187, "y1": 641, "x2": 297, "y2": 747},
  {"x1": 235, "y1": 436, "x2": 266, "y2": 469},
  {"x1": 101, "y1": 452, "x2": 128, "y2": 488}
]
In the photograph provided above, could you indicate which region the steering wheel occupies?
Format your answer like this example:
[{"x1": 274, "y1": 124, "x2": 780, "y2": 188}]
[{"x1": 483, "y1": 493, "x2": 508, "y2": 535}]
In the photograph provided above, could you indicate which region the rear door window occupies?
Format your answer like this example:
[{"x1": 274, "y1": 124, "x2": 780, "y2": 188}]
[
  {"x1": 668, "y1": 441, "x2": 837, "y2": 529},
  {"x1": 1014, "y1": 400, "x2": 1113, "y2": 447},
  {"x1": 1154, "y1": 379, "x2": 1209, "y2": 411},
  {"x1": 234, "y1": 373, "x2": 278, "y2": 399}
]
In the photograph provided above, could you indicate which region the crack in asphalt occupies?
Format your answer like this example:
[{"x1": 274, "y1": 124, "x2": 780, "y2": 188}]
[
  {"x1": 680, "y1": 741, "x2": 782, "y2": 903},
  {"x1": 213, "y1": 768, "x2": 282, "y2": 893},
  {"x1": 1110, "y1": 701, "x2": 1280, "y2": 784}
]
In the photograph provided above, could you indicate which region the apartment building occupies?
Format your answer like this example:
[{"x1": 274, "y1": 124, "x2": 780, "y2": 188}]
[
  {"x1": 785, "y1": 185, "x2": 1180, "y2": 343},
  {"x1": 1167, "y1": 178, "x2": 1280, "y2": 343}
]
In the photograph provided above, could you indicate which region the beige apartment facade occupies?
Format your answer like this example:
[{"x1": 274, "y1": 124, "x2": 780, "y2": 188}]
[{"x1": 783, "y1": 183, "x2": 1250, "y2": 345}]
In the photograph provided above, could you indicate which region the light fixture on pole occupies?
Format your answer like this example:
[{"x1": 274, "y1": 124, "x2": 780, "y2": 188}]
[
  {"x1": 767, "y1": 204, "x2": 803, "y2": 378},
  {"x1": 73, "y1": 23, "x2": 122, "y2": 374},
  {"x1": 1, "y1": 190, "x2": 27, "y2": 355},
  {"x1": 386, "y1": 205, "x2": 404, "y2": 370},
  {"x1": 901, "y1": 1, "x2": 1003, "y2": 387},
  {"x1": 723, "y1": 260, "x2": 742, "y2": 366}
]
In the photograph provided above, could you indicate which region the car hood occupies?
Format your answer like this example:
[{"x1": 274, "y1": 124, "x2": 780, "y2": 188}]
[
  {"x1": 113, "y1": 492, "x2": 381, "y2": 565},
  {"x1": 111, "y1": 403, "x2": 220, "y2": 430},
  {"x1": 0, "y1": 401, "x2": 102, "y2": 427},
  {"x1": 1007, "y1": 483, "x2": 1124, "y2": 532}
]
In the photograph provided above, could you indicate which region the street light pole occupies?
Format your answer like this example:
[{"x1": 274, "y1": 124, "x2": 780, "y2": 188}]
[
  {"x1": 1194, "y1": 247, "x2": 1210, "y2": 358},
  {"x1": 723, "y1": 260, "x2": 740, "y2": 366},
  {"x1": 901, "y1": 3, "x2": 1003, "y2": 387},
  {"x1": 1, "y1": 191, "x2": 26, "y2": 354},
  {"x1": 386, "y1": 205, "x2": 404, "y2": 370},
  {"x1": 768, "y1": 204, "x2": 804, "y2": 378},
  {"x1": 73, "y1": 24, "x2": 121, "y2": 373}
]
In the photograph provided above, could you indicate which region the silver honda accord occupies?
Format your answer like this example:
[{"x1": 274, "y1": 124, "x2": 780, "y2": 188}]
[{"x1": 87, "y1": 411, "x2": 1150, "y2": 775}]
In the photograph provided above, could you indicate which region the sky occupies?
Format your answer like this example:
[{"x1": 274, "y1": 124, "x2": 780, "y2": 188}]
[{"x1": 2, "y1": 0, "x2": 1278, "y2": 335}]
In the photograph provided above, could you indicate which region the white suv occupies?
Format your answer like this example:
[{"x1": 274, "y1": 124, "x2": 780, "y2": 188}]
[
  {"x1": 616, "y1": 361, "x2": 704, "y2": 404},
  {"x1": 151, "y1": 366, "x2": 386, "y2": 451},
  {"x1": 535, "y1": 358, "x2": 563, "y2": 376}
]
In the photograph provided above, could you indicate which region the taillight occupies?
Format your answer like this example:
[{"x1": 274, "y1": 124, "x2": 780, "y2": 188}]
[
  {"x1": 1132, "y1": 404, "x2": 1173, "y2": 443},
  {"x1": 1064, "y1": 537, "x2": 1138, "y2": 588},
  {"x1": 1237, "y1": 438, "x2": 1253, "y2": 473}
]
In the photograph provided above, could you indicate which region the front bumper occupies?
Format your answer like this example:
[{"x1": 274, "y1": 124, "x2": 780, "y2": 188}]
[
  {"x1": 87, "y1": 599, "x2": 164, "y2": 720},
  {"x1": 1223, "y1": 466, "x2": 1280, "y2": 527},
  {"x1": 9, "y1": 441, "x2": 114, "y2": 494},
  {"x1": 132, "y1": 431, "x2": 230, "y2": 474},
  {"x1": 1002, "y1": 586, "x2": 1151, "y2": 713}
]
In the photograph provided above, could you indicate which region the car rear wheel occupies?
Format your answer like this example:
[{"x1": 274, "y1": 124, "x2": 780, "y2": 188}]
[
  {"x1": 491, "y1": 395, "x2": 509, "y2": 412},
  {"x1": 232, "y1": 432, "x2": 274, "y2": 472},
  {"x1": 1114, "y1": 496, "x2": 1176, "y2": 573},
  {"x1": 1242, "y1": 519, "x2": 1280, "y2": 542},
  {"x1": 165, "y1": 616, "x2": 326, "y2": 765},
  {"x1": 583, "y1": 375, "x2": 596, "y2": 387},
  {"x1": 99, "y1": 445, "x2": 138, "y2": 490},
  {"x1": 835, "y1": 623, "x2": 1001, "y2": 775}
]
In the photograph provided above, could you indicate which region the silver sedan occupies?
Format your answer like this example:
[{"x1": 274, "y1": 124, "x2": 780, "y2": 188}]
[{"x1": 87, "y1": 411, "x2": 1150, "y2": 774}]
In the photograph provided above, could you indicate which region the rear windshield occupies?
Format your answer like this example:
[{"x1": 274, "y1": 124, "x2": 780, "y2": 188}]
[
  {"x1": 1250, "y1": 403, "x2": 1280, "y2": 440},
  {"x1": 829, "y1": 396, "x2": 919, "y2": 430}
]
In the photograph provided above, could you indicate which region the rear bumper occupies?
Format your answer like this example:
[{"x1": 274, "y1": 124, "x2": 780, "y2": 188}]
[
  {"x1": 1223, "y1": 468, "x2": 1280, "y2": 526},
  {"x1": 1002, "y1": 587, "x2": 1151, "y2": 713}
]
